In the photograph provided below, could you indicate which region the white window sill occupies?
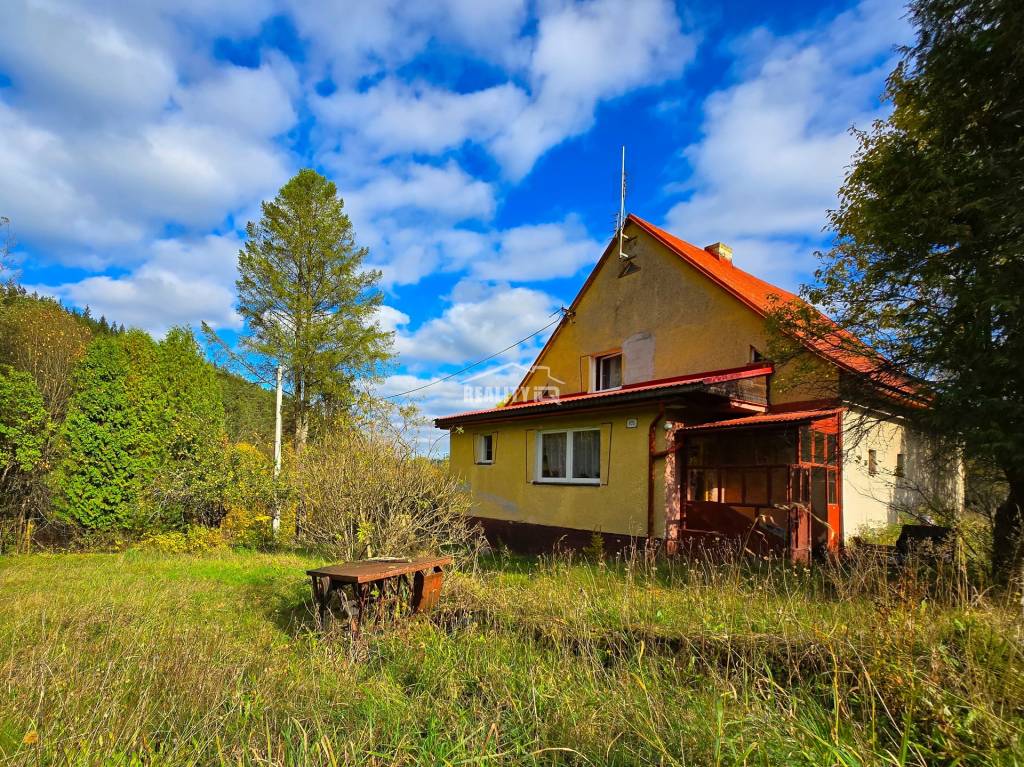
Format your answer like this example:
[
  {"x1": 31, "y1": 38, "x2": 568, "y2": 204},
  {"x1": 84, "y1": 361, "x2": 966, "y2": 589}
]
[
  {"x1": 475, "y1": 461, "x2": 494, "y2": 466},
  {"x1": 532, "y1": 479, "x2": 601, "y2": 486},
  {"x1": 593, "y1": 385, "x2": 622, "y2": 393}
]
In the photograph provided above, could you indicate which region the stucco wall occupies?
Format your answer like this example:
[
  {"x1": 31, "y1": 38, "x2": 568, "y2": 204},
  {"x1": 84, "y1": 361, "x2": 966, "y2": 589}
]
[
  {"x1": 841, "y1": 408, "x2": 964, "y2": 538},
  {"x1": 517, "y1": 225, "x2": 835, "y2": 406},
  {"x1": 450, "y1": 407, "x2": 665, "y2": 538}
]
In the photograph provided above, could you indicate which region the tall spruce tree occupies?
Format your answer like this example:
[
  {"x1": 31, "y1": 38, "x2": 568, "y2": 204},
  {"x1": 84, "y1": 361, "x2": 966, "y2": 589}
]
[
  {"x1": 771, "y1": 0, "x2": 1024, "y2": 581},
  {"x1": 234, "y1": 169, "x2": 392, "y2": 453}
]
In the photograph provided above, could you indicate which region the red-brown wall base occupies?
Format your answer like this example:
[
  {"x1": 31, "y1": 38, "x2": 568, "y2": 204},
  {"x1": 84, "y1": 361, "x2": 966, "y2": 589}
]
[{"x1": 470, "y1": 516, "x2": 655, "y2": 556}]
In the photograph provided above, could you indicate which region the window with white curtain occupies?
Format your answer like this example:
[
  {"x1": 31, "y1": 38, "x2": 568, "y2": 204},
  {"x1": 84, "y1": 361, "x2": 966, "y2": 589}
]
[
  {"x1": 537, "y1": 428, "x2": 600, "y2": 483},
  {"x1": 475, "y1": 433, "x2": 494, "y2": 464}
]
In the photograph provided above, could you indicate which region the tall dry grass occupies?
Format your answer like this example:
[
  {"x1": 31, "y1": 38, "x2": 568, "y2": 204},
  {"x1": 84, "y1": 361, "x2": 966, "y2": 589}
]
[{"x1": 0, "y1": 548, "x2": 1021, "y2": 765}]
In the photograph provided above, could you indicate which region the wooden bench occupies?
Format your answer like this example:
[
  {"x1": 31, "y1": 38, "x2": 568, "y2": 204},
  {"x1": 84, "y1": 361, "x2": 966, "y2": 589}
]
[{"x1": 306, "y1": 555, "x2": 453, "y2": 632}]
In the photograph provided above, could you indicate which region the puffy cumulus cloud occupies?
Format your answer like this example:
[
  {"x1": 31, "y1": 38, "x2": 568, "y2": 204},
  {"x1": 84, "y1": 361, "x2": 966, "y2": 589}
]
[
  {"x1": 0, "y1": 103, "x2": 145, "y2": 255},
  {"x1": 467, "y1": 217, "x2": 602, "y2": 282},
  {"x1": 373, "y1": 305, "x2": 411, "y2": 334},
  {"x1": 360, "y1": 217, "x2": 600, "y2": 289},
  {"x1": 492, "y1": 0, "x2": 696, "y2": 178},
  {"x1": 288, "y1": 0, "x2": 529, "y2": 84},
  {"x1": 314, "y1": 0, "x2": 693, "y2": 180},
  {"x1": 0, "y1": 1, "x2": 177, "y2": 126},
  {"x1": 664, "y1": 0, "x2": 909, "y2": 288},
  {"x1": 344, "y1": 162, "x2": 497, "y2": 223},
  {"x1": 392, "y1": 282, "x2": 560, "y2": 365},
  {"x1": 37, "y1": 233, "x2": 244, "y2": 336},
  {"x1": 0, "y1": 74, "x2": 294, "y2": 260},
  {"x1": 175, "y1": 58, "x2": 299, "y2": 138},
  {"x1": 314, "y1": 80, "x2": 528, "y2": 158}
]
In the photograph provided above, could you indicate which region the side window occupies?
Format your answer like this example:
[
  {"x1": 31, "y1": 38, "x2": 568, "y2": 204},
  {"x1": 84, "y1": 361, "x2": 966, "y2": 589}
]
[
  {"x1": 475, "y1": 433, "x2": 494, "y2": 465},
  {"x1": 595, "y1": 353, "x2": 622, "y2": 391},
  {"x1": 867, "y1": 449, "x2": 877, "y2": 476},
  {"x1": 895, "y1": 453, "x2": 905, "y2": 478},
  {"x1": 536, "y1": 428, "x2": 601, "y2": 484}
]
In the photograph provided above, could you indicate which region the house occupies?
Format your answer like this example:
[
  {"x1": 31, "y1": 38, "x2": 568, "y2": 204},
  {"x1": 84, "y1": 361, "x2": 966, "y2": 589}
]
[{"x1": 434, "y1": 214, "x2": 962, "y2": 559}]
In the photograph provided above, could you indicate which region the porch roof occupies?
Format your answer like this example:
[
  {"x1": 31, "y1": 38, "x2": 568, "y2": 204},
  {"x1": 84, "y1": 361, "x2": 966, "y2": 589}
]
[
  {"x1": 680, "y1": 407, "x2": 843, "y2": 433},
  {"x1": 434, "y1": 363, "x2": 772, "y2": 429}
]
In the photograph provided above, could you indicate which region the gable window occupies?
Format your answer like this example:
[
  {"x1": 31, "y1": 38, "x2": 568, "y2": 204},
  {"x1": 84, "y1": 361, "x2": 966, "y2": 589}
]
[
  {"x1": 475, "y1": 433, "x2": 494, "y2": 464},
  {"x1": 868, "y1": 449, "x2": 877, "y2": 476},
  {"x1": 895, "y1": 453, "x2": 905, "y2": 478},
  {"x1": 750, "y1": 346, "x2": 765, "y2": 363},
  {"x1": 538, "y1": 428, "x2": 600, "y2": 484},
  {"x1": 596, "y1": 353, "x2": 622, "y2": 391}
]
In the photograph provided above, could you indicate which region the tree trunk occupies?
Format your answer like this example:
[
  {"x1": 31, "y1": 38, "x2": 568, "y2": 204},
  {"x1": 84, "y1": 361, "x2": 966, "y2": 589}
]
[{"x1": 992, "y1": 471, "x2": 1024, "y2": 588}]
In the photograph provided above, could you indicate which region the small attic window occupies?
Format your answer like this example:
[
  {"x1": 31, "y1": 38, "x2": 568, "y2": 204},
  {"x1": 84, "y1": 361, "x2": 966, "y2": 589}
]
[
  {"x1": 750, "y1": 346, "x2": 765, "y2": 363},
  {"x1": 596, "y1": 353, "x2": 622, "y2": 391}
]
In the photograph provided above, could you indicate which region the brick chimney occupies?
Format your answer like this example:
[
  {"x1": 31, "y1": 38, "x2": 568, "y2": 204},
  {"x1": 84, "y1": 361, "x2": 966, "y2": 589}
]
[{"x1": 704, "y1": 242, "x2": 733, "y2": 264}]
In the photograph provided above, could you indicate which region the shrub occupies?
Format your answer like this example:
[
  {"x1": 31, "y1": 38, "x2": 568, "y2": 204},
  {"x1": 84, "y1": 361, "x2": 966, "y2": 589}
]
[
  {"x1": 137, "y1": 526, "x2": 226, "y2": 554},
  {"x1": 221, "y1": 443, "x2": 284, "y2": 549},
  {"x1": 295, "y1": 428, "x2": 479, "y2": 560}
]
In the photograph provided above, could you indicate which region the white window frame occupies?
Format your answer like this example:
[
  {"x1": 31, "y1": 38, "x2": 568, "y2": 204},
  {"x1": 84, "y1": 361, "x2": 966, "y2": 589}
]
[
  {"x1": 594, "y1": 352, "x2": 623, "y2": 392},
  {"x1": 475, "y1": 433, "x2": 494, "y2": 465},
  {"x1": 535, "y1": 427, "x2": 601, "y2": 485}
]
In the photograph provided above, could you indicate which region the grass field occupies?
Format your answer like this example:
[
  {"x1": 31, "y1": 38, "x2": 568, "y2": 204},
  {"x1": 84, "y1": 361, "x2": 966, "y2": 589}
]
[{"x1": 0, "y1": 549, "x2": 1022, "y2": 765}]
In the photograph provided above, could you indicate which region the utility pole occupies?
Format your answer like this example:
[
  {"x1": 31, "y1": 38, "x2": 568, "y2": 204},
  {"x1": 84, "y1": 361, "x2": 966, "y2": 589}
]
[{"x1": 272, "y1": 364, "x2": 283, "y2": 535}]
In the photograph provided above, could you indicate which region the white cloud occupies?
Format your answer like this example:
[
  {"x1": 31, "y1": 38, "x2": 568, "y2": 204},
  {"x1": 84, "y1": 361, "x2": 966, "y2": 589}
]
[
  {"x1": 313, "y1": 0, "x2": 694, "y2": 180},
  {"x1": 314, "y1": 79, "x2": 528, "y2": 158},
  {"x1": 663, "y1": 0, "x2": 910, "y2": 287},
  {"x1": 393, "y1": 282, "x2": 560, "y2": 364},
  {"x1": 289, "y1": 0, "x2": 529, "y2": 84},
  {"x1": 469, "y1": 218, "x2": 602, "y2": 281},
  {"x1": 37, "y1": 233, "x2": 244, "y2": 335},
  {"x1": 361, "y1": 217, "x2": 601, "y2": 289},
  {"x1": 374, "y1": 305, "x2": 411, "y2": 333},
  {"x1": 176, "y1": 58, "x2": 299, "y2": 138},
  {"x1": 345, "y1": 162, "x2": 496, "y2": 223},
  {"x1": 492, "y1": 0, "x2": 696, "y2": 178},
  {"x1": 0, "y1": 1, "x2": 177, "y2": 126}
]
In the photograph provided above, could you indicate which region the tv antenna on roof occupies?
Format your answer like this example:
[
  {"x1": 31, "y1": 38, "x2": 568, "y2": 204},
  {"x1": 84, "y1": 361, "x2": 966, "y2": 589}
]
[{"x1": 618, "y1": 145, "x2": 633, "y2": 260}]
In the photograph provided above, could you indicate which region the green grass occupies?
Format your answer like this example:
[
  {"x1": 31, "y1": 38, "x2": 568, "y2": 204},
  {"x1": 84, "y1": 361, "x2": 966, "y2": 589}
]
[{"x1": 0, "y1": 549, "x2": 1021, "y2": 765}]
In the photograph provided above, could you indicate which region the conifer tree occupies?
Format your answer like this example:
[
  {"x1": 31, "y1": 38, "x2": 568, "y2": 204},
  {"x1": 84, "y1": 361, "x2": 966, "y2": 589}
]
[{"x1": 234, "y1": 168, "x2": 392, "y2": 453}]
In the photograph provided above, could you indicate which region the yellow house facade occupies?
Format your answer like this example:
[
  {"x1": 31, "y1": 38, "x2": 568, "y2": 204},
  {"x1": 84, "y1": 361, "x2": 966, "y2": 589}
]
[{"x1": 435, "y1": 215, "x2": 961, "y2": 557}]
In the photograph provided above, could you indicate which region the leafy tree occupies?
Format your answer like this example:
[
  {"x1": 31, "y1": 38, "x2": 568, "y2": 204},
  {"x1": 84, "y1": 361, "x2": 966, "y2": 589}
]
[
  {"x1": 0, "y1": 298, "x2": 93, "y2": 419},
  {"x1": 0, "y1": 364, "x2": 47, "y2": 487},
  {"x1": 52, "y1": 331, "x2": 163, "y2": 529},
  {"x1": 771, "y1": 0, "x2": 1024, "y2": 580},
  {"x1": 233, "y1": 168, "x2": 393, "y2": 453}
]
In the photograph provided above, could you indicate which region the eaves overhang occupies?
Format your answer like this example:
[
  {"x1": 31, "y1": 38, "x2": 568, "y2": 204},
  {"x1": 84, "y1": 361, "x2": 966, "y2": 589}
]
[{"x1": 434, "y1": 363, "x2": 772, "y2": 429}]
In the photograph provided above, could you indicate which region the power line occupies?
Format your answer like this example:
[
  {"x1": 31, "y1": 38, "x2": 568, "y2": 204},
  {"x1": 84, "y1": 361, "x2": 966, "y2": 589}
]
[{"x1": 384, "y1": 309, "x2": 567, "y2": 400}]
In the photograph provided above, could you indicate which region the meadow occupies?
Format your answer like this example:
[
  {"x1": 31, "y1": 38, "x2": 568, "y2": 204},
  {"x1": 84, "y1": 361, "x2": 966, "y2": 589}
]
[{"x1": 0, "y1": 549, "x2": 1022, "y2": 766}]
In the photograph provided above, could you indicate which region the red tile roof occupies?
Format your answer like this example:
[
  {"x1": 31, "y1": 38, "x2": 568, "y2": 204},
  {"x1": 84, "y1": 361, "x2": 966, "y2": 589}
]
[
  {"x1": 434, "y1": 363, "x2": 772, "y2": 428},
  {"x1": 628, "y1": 215, "x2": 917, "y2": 398},
  {"x1": 681, "y1": 407, "x2": 843, "y2": 432}
]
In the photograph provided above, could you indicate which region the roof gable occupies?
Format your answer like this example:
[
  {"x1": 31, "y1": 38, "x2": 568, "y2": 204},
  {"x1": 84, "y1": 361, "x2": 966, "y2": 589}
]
[{"x1": 509, "y1": 213, "x2": 915, "y2": 404}]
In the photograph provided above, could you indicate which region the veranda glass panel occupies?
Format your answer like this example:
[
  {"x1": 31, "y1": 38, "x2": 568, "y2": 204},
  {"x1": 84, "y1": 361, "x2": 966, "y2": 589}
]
[
  {"x1": 572, "y1": 430, "x2": 600, "y2": 479},
  {"x1": 541, "y1": 432, "x2": 567, "y2": 478},
  {"x1": 744, "y1": 470, "x2": 769, "y2": 505}
]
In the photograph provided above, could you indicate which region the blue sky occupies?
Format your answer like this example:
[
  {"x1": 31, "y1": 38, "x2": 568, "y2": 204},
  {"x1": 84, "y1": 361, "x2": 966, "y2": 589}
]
[{"x1": 0, "y1": 0, "x2": 910, "y2": 449}]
